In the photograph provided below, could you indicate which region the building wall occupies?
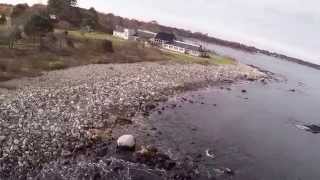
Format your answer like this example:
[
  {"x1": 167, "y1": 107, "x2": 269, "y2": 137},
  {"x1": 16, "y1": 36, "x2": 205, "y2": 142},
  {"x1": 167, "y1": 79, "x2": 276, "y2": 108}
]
[
  {"x1": 113, "y1": 29, "x2": 136, "y2": 40},
  {"x1": 162, "y1": 44, "x2": 186, "y2": 53},
  {"x1": 153, "y1": 38, "x2": 204, "y2": 57},
  {"x1": 188, "y1": 50, "x2": 201, "y2": 57},
  {"x1": 113, "y1": 31, "x2": 128, "y2": 40}
]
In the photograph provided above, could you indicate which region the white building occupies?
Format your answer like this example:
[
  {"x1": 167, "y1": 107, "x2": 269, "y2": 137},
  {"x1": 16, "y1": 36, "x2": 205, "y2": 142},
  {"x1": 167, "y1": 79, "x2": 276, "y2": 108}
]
[
  {"x1": 153, "y1": 32, "x2": 207, "y2": 57},
  {"x1": 113, "y1": 26, "x2": 137, "y2": 40}
]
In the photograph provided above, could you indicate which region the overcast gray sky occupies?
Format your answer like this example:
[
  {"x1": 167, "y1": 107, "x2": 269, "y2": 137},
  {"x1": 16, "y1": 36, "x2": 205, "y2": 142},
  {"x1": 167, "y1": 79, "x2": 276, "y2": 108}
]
[{"x1": 2, "y1": 0, "x2": 320, "y2": 64}]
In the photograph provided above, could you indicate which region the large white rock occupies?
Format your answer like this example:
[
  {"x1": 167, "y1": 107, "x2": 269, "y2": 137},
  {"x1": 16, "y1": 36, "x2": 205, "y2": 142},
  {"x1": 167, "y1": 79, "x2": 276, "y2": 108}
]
[{"x1": 117, "y1": 135, "x2": 135, "y2": 149}]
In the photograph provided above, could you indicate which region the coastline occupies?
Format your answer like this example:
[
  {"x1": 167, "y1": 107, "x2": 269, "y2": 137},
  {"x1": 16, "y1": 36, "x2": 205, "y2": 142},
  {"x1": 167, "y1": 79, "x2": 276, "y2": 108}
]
[{"x1": 0, "y1": 61, "x2": 266, "y2": 179}]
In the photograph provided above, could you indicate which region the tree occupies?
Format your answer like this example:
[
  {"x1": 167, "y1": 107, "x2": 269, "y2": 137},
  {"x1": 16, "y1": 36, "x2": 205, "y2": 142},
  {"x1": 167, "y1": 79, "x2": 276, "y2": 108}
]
[
  {"x1": 10, "y1": 3, "x2": 32, "y2": 27},
  {"x1": 24, "y1": 14, "x2": 53, "y2": 38},
  {"x1": 7, "y1": 27, "x2": 22, "y2": 49},
  {"x1": 47, "y1": 0, "x2": 77, "y2": 15},
  {"x1": 47, "y1": 0, "x2": 81, "y2": 26},
  {"x1": 11, "y1": 4, "x2": 29, "y2": 18},
  {"x1": 80, "y1": 7, "x2": 99, "y2": 30},
  {"x1": 0, "y1": 14, "x2": 6, "y2": 25}
]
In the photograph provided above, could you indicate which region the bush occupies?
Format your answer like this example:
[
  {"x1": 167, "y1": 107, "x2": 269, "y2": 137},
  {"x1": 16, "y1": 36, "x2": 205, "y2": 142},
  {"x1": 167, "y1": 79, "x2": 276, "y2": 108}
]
[
  {"x1": 102, "y1": 40, "x2": 113, "y2": 53},
  {"x1": 11, "y1": 4, "x2": 29, "y2": 18},
  {"x1": 48, "y1": 60, "x2": 66, "y2": 70},
  {"x1": 0, "y1": 14, "x2": 6, "y2": 25},
  {"x1": 24, "y1": 14, "x2": 54, "y2": 37}
]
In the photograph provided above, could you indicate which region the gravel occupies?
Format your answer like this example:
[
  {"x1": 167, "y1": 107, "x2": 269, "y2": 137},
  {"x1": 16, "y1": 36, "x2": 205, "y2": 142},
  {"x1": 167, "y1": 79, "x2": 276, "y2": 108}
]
[{"x1": 0, "y1": 62, "x2": 265, "y2": 179}]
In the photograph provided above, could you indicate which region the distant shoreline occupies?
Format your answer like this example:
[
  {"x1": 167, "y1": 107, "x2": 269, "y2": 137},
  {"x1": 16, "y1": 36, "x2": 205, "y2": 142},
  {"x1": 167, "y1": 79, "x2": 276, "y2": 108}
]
[
  {"x1": 1, "y1": 3, "x2": 318, "y2": 70},
  {"x1": 186, "y1": 35, "x2": 320, "y2": 70}
]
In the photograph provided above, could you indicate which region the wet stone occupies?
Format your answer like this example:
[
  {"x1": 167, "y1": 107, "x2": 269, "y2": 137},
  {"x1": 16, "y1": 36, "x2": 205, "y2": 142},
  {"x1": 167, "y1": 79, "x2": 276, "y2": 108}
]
[
  {"x1": 0, "y1": 62, "x2": 265, "y2": 178},
  {"x1": 115, "y1": 117, "x2": 133, "y2": 126},
  {"x1": 0, "y1": 136, "x2": 6, "y2": 143},
  {"x1": 145, "y1": 103, "x2": 157, "y2": 111}
]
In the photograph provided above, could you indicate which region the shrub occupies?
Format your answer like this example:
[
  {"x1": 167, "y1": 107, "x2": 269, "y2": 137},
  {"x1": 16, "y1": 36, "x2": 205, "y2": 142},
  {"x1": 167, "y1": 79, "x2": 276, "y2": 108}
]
[
  {"x1": 11, "y1": 4, "x2": 29, "y2": 18},
  {"x1": 24, "y1": 14, "x2": 54, "y2": 37},
  {"x1": 0, "y1": 14, "x2": 6, "y2": 25},
  {"x1": 102, "y1": 40, "x2": 113, "y2": 53},
  {"x1": 48, "y1": 60, "x2": 66, "y2": 70}
]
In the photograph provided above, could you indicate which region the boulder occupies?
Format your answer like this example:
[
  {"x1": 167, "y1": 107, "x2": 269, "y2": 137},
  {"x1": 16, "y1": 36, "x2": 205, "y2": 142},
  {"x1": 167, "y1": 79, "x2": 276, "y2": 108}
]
[
  {"x1": 117, "y1": 135, "x2": 135, "y2": 150},
  {"x1": 0, "y1": 136, "x2": 5, "y2": 143}
]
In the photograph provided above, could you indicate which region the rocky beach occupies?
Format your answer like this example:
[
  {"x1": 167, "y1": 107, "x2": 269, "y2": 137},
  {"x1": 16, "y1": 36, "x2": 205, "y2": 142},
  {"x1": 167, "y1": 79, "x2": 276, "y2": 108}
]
[{"x1": 0, "y1": 62, "x2": 265, "y2": 179}]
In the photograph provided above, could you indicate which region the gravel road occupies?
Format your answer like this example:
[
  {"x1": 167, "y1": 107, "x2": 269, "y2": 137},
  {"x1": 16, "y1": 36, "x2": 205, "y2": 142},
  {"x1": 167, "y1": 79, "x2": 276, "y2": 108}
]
[{"x1": 0, "y1": 62, "x2": 265, "y2": 179}]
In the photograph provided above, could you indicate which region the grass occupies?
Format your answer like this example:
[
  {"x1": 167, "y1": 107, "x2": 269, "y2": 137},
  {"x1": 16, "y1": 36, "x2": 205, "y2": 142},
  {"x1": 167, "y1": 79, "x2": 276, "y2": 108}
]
[
  {"x1": 164, "y1": 50, "x2": 236, "y2": 65},
  {"x1": 55, "y1": 29, "x2": 125, "y2": 46},
  {"x1": 0, "y1": 28, "x2": 237, "y2": 82}
]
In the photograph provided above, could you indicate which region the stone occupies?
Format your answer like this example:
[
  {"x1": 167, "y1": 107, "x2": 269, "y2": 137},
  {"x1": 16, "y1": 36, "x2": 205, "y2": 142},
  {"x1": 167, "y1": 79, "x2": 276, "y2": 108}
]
[
  {"x1": 145, "y1": 103, "x2": 157, "y2": 111},
  {"x1": 117, "y1": 135, "x2": 135, "y2": 150},
  {"x1": 224, "y1": 168, "x2": 235, "y2": 175},
  {"x1": 0, "y1": 136, "x2": 6, "y2": 143},
  {"x1": 61, "y1": 150, "x2": 72, "y2": 157},
  {"x1": 115, "y1": 117, "x2": 133, "y2": 126}
]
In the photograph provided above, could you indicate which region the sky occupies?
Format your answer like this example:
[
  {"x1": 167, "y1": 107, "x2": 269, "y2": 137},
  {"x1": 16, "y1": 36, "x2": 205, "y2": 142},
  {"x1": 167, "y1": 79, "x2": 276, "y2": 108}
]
[{"x1": 2, "y1": 0, "x2": 320, "y2": 64}]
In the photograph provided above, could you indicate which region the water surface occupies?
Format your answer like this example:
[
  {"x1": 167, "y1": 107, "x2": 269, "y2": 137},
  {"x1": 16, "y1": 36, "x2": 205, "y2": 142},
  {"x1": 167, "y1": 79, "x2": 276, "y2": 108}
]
[{"x1": 150, "y1": 44, "x2": 320, "y2": 180}]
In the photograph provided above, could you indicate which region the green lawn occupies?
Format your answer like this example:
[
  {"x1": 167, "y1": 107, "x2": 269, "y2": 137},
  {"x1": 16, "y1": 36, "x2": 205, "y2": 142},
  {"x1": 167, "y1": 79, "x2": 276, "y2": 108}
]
[
  {"x1": 164, "y1": 51, "x2": 236, "y2": 65},
  {"x1": 55, "y1": 29, "x2": 125, "y2": 46},
  {"x1": 54, "y1": 29, "x2": 237, "y2": 66}
]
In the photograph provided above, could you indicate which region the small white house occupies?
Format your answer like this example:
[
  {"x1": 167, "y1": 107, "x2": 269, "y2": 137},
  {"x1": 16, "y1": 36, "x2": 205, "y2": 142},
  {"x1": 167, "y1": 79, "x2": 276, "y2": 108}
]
[
  {"x1": 113, "y1": 26, "x2": 136, "y2": 40},
  {"x1": 161, "y1": 41, "x2": 205, "y2": 56},
  {"x1": 152, "y1": 32, "x2": 207, "y2": 57},
  {"x1": 49, "y1": 14, "x2": 57, "y2": 21}
]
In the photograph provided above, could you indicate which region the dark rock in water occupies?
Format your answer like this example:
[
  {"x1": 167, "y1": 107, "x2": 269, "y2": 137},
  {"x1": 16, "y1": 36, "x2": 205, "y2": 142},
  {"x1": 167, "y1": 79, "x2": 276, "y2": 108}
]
[
  {"x1": 261, "y1": 78, "x2": 268, "y2": 84},
  {"x1": 224, "y1": 168, "x2": 235, "y2": 176},
  {"x1": 157, "y1": 111, "x2": 162, "y2": 115},
  {"x1": 171, "y1": 104, "x2": 177, "y2": 108},
  {"x1": 223, "y1": 79, "x2": 234, "y2": 83},
  {"x1": 296, "y1": 124, "x2": 320, "y2": 134},
  {"x1": 306, "y1": 125, "x2": 320, "y2": 134},
  {"x1": 145, "y1": 103, "x2": 157, "y2": 111},
  {"x1": 201, "y1": 102, "x2": 205, "y2": 105},
  {"x1": 135, "y1": 146, "x2": 176, "y2": 171},
  {"x1": 226, "y1": 87, "x2": 232, "y2": 91},
  {"x1": 289, "y1": 89, "x2": 296, "y2": 92},
  {"x1": 143, "y1": 112, "x2": 150, "y2": 117},
  {"x1": 241, "y1": 89, "x2": 247, "y2": 93}
]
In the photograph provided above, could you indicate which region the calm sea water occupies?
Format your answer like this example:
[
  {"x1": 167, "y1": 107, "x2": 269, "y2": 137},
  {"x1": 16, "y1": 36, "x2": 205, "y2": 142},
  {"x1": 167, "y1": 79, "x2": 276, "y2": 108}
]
[{"x1": 150, "y1": 44, "x2": 320, "y2": 180}]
